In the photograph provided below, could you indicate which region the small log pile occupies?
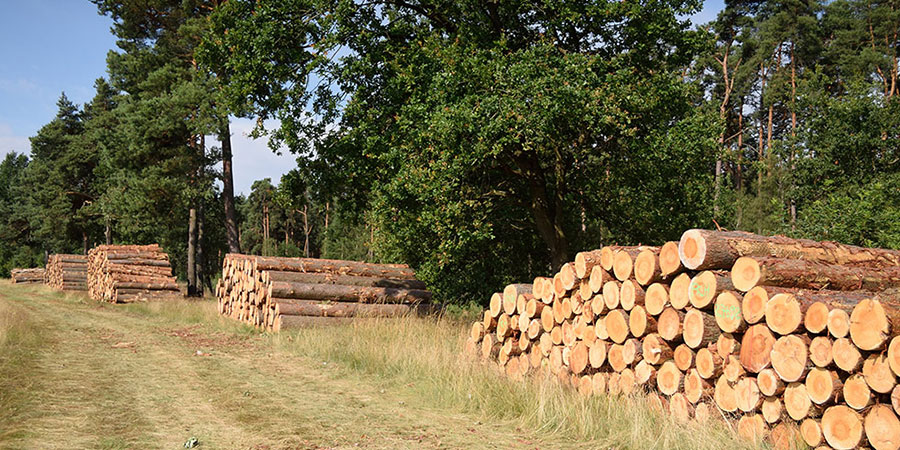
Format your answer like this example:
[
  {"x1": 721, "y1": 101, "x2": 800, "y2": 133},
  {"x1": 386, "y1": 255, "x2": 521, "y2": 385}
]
[
  {"x1": 87, "y1": 244, "x2": 180, "y2": 302},
  {"x1": 216, "y1": 254, "x2": 434, "y2": 331},
  {"x1": 45, "y1": 254, "x2": 88, "y2": 290},
  {"x1": 10, "y1": 268, "x2": 45, "y2": 283},
  {"x1": 467, "y1": 229, "x2": 900, "y2": 449}
]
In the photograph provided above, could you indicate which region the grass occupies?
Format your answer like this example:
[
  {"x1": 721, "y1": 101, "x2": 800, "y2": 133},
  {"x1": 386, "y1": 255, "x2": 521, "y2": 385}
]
[{"x1": 0, "y1": 282, "x2": 776, "y2": 449}]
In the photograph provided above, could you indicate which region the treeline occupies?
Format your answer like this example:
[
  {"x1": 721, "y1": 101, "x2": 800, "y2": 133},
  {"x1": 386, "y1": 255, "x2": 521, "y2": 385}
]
[{"x1": 2, "y1": 0, "x2": 898, "y2": 305}]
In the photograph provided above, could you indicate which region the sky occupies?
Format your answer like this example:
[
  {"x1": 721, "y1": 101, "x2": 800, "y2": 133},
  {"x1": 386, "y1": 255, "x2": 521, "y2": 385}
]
[{"x1": 0, "y1": 0, "x2": 723, "y2": 196}]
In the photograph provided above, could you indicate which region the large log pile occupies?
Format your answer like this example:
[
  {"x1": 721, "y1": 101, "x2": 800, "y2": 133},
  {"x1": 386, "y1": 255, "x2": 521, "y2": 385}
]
[
  {"x1": 216, "y1": 254, "x2": 434, "y2": 331},
  {"x1": 45, "y1": 254, "x2": 88, "y2": 290},
  {"x1": 87, "y1": 244, "x2": 180, "y2": 302},
  {"x1": 468, "y1": 229, "x2": 900, "y2": 449},
  {"x1": 10, "y1": 268, "x2": 44, "y2": 283}
]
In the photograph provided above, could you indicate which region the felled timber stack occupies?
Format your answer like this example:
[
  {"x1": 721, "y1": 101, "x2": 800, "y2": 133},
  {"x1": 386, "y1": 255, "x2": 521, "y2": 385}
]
[
  {"x1": 216, "y1": 254, "x2": 434, "y2": 331},
  {"x1": 467, "y1": 229, "x2": 900, "y2": 449},
  {"x1": 10, "y1": 268, "x2": 45, "y2": 283},
  {"x1": 87, "y1": 244, "x2": 180, "y2": 302},
  {"x1": 45, "y1": 254, "x2": 88, "y2": 290}
]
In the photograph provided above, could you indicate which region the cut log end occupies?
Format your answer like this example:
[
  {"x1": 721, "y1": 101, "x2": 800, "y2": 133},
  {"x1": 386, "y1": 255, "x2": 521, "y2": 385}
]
[
  {"x1": 822, "y1": 405, "x2": 863, "y2": 450},
  {"x1": 731, "y1": 256, "x2": 761, "y2": 292}
]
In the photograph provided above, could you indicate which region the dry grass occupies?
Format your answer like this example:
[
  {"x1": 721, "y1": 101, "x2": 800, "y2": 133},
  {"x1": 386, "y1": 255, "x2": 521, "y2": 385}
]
[
  {"x1": 273, "y1": 315, "x2": 770, "y2": 450},
  {"x1": 0, "y1": 284, "x2": 45, "y2": 443}
]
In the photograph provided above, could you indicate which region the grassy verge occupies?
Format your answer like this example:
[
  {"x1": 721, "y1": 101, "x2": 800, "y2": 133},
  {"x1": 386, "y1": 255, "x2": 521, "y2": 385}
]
[
  {"x1": 0, "y1": 285, "x2": 46, "y2": 443},
  {"x1": 271, "y1": 315, "x2": 764, "y2": 450}
]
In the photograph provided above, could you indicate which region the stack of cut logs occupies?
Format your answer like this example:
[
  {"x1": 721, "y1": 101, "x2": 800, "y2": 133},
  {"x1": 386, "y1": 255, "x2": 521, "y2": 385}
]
[
  {"x1": 10, "y1": 268, "x2": 45, "y2": 283},
  {"x1": 216, "y1": 254, "x2": 433, "y2": 331},
  {"x1": 467, "y1": 229, "x2": 900, "y2": 449},
  {"x1": 87, "y1": 244, "x2": 180, "y2": 302},
  {"x1": 45, "y1": 254, "x2": 88, "y2": 290}
]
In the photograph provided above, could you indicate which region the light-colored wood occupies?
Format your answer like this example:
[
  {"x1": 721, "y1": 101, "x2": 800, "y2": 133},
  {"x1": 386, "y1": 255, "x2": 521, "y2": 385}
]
[
  {"x1": 733, "y1": 256, "x2": 900, "y2": 292},
  {"x1": 619, "y1": 368, "x2": 637, "y2": 395},
  {"x1": 717, "y1": 333, "x2": 740, "y2": 359},
  {"x1": 806, "y1": 368, "x2": 842, "y2": 406},
  {"x1": 805, "y1": 302, "x2": 830, "y2": 334},
  {"x1": 642, "y1": 333, "x2": 673, "y2": 365},
  {"x1": 674, "y1": 344, "x2": 695, "y2": 371},
  {"x1": 735, "y1": 377, "x2": 762, "y2": 412},
  {"x1": 592, "y1": 372, "x2": 607, "y2": 395},
  {"x1": 762, "y1": 396, "x2": 784, "y2": 424},
  {"x1": 723, "y1": 354, "x2": 746, "y2": 383},
  {"x1": 569, "y1": 341, "x2": 590, "y2": 375},
  {"x1": 715, "y1": 291, "x2": 746, "y2": 333},
  {"x1": 619, "y1": 280, "x2": 645, "y2": 311},
  {"x1": 634, "y1": 360, "x2": 657, "y2": 385},
  {"x1": 737, "y1": 413, "x2": 768, "y2": 444},
  {"x1": 771, "y1": 334, "x2": 810, "y2": 382},
  {"x1": 621, "y1": 338, "x2": 642, "y2": 367},
  {"x1": 828, "y1": 308, "x2": 851, "y2": 339},
  {"x1": 589, "y1": 340, "x2": 608, "y2": 369},
  {"x1": 843, "y1": 374, "x2": 873, "y2": 410},
  {"x1": 800, "y1": 418, "x2": 824, "y2": 448},
  {"x1": 659, "y1": 241, "x2": 684, "y2": 277},
  {"x1": 769, "y1": 422, "x2": 801, "y2": 450},
  {"x1": 889, "y1": 336, "x2": 900, "y2": 377},
  {"x1": 683, "y1": 308, "x2": 719, "y2": 349},
  {"x1": 628, "y1": 305, "x2": 656, "y2": 338},
  {"x1": 634, "y1": 248, "x2": 663, "y2": 286},
  {"x1": 608, "y1": 344, "x2": 627, "y2": 372},
  {"x1": 693, "y1": 402, "x2": 712, "y2": 424},
  {"x1": 821, "y1": 405, "x2": 863, "y2": 450},
  {"x1": 657, "y1": 360, "x2": 682, "y2": 396},
  {"x1": 742, "y1": 286, "x2": 771, "y2": 324},
  {"x1": 605, "y1": 309, "x2": 629, "y2": 344},
  {"x1": 695, "y1": 347, "x2": 723, "y2": 379},
  {"x1": 714, "y1": 375, "x2": 738, "y2": 412},
  {"x1": 850, "y1": 298, "x2": 892, "y2": 351},
  {"x1": 740, "y1": 324, "x2": 776, "y2": 373},
  {"x1": 558, "y1": 263, "x2": 578, "y2": 291},
  {"x1": 832, "y1": 338, "x2": 862, "y2": 373},
  {"x1": 809, "y1": 336, "x2": 834, "y2": 368},
  {"x1": 784, "y1": 382, "x2": 813, "y2": 421},
  {"x1": 603, "y1": 281, "x2": 622, "y2": 310},
  {"x1": 684, "y1": 368, "x2": 710, "y2": 404},
  {"x1": 589, "y1": 265, "x2": 611, "y2": 294},
  {"x1": 757, "y1": 368, "x2": 786, "y2": 397},
  {"x1": 689, "y1": 271, "x2": 734, "y2": 309},
  {"x1": 893, "y1": 385, "x2": 900, "y2": 416},
  {"x1": 862, "y1": 353, "x2": 897, "y2": 394},
  {"x1": 668, "y1": 272, "x2": 692, "y2": 310},
  {"x1": 864, "y1": 404, "x2": 900, "y2": 450},
  {"x1": 765, "y1": 293, "x2": 804, "y2": 335},
  {"x1": 575, "y1": 250, "x2": 604, "y2": 279},
  {"x1": 645, "y1": 283, "x2": 670, "y2": 316},
  {"x1": 657, "y1": 307, "x2": 684, "y2": 342},
  {"x1": 668, "y1": 393, "x2": 693, "y2": 422}
]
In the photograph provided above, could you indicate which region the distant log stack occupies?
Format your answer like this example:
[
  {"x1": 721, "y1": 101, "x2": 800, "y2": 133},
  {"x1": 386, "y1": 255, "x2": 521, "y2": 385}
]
[
  {"x1": 10, "y1": 268, "x2": 45, "y2": 283},
  {"x1": 45, "y1": 254, "x2": 88, "y2": 290},
  {"x1": 216, "y1": 254, "x2": 435, "y2": 331},
  {"x1": 467, "y1": 229, "x2": 900, "y2": 449},
  {"x1": 87, "y1": 244, "x2": 180, "y2": 302}
]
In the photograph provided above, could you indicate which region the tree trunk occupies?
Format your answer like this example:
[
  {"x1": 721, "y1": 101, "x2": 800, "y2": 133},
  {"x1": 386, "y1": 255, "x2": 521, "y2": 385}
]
[
  {"x1": 187, "y1": 206, "x2": 198, "y2": 296},
  {"x1": 197, "y1": 201, "x2": 206, "y2": 296},
  {"x1": 220, "y1": 121, "x2": 241, "y2": 254}
]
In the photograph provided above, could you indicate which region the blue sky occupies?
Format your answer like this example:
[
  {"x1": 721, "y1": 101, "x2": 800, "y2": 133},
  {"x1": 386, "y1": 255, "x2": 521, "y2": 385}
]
[{"x1": 0, "y1": 0, "x2": 723, "y2": 195}]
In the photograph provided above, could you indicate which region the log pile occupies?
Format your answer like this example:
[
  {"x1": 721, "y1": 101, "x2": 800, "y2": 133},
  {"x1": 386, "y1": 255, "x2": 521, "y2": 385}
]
[
  {"x1": 87, "y1": 244, "x2": 180, "y2": 302},
  {"x1": 467, "y1": 229, "x2": 900, "y2": 449},
  {"x1": 10, "y1": 268, "x2": 44, "y2": 283},
  {"x1": 216, "y1": 254, "x2": 434, "y2": 331},
  {"x1": 45, "y1": 254, "x2": 88, "y2": 290}
]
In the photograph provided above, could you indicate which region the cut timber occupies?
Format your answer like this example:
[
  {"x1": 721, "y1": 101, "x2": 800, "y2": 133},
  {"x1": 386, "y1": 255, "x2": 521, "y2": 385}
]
[
  {"x1": 715, "y1": 291, "x2": 746, "y2": 333},
  {"x1": 771, "y1": 334, "x2": 811, "y2": 382},
  {"x1": 635, "y1": 360, "x2": 657, "y2": 385},
  {"x1": 862, "y1": 353, "x2": 896, "y2": 394},
  {"x1": 589, "y1": 340, "x2": 608, "y2": 369},
  {"x1": 822, "y1": 405, "x2": 864, "y2": 450},
  {"x1": 559, "y1": 263, "x2": 578, "y2": 291},
  {"x1": 829, "y1": 308, "x2": 851, "y2": 339},
  {"x1": 263, "y1": 271, "x2": 426, "y2": 289},
  {"x1": 489, "y1": 293, "x2": 503, "y2": 317},
  {"x1": 668, "y1": 272, "x2": 692, "y2": 309},
  {"x1": 656, "y1": 360, "x2": 682, "y2": 396},
  {"x1": 737, "y1": 413, "x2": 768, "y2": 444},
  {"x1": 805, "y1": 302, "x2": 830, "y2": 334},
  {"x1": 634, "y1": 248, "x2": 663, "y2": 285},
  {"x1": 674, "y1": 344, "x2": 695, "y2": 371},
  {"x1": 642, "y1": 333, "x2": 673, "y2": 365},
  {"x1": 684, "y1": 368, "x2": 711, "y2": 403},
  {"x1": 801, "y1": 419, "x2": 824, "y2": 448},
  {"x1": 731, "y1": 256, "x2": 900, "y2": 292},
  {"x1": 574, "y1": 250, "x2": 603, "y2": 279},
  {"x1": 784, "y1": 382, "x2": 813, "y2": 421},
  {"x1": 644, "y1": 283, "x2": 670, "y2": 316},
  {"x1": 603, "y1": 281, "x2": 622, "y2": 310},
  {"x1": 742, "y1": 286, "x2": 775, "y2": 324},
  {"x1": 608, "y1": 344, "x2": 627, "y2": 372},
  {"x1": 600, "y1": 246, "x2": 622, "y2": 272},
  {"x1": 569, "y1": 341, "x2": 590, "y2": 375},
  {"x1": 628, "y1": 305, "x2": 656, "y2": 338},
  {"x1": 864, "y1": 404, "x2": 900, "y2": 450},
  {"x1": 619, "y1": 368, "x2": 636, "y2": 395},
  {"x1": 619, "y1": 280, "x2": 644, "y2": 311},
  {"x1": 678, "y1": 228, "x2": 900, "y2": 271},
  {"x1": 714, "y1": 375, "x2": 738, "y2": 412},
  {"x1": 850, "y1": 298, "x2": 893, "y2": 351},
  {"x1": 762, "y1": 397, "x2": 784, "y2": 424},
  {"x1": 689, "y1": 271, "x2": 734, "y2": 309},
  {"x1": 740, "y1": 324, "x2": 776, "y2": 373},
  {"x1": 769, "y1": 422, "x2": 801, "y2": 450},
  {"x1": 683, "y1": 308, "x2": 719, "y2": 349},
  {"x1": 614, "y1": 247, "x2": 654, "y2": 281},
  {"x1": 717, "y1": 333, "x2": 740, "y2": 359},
  {"x1": 806, "y1": 368, "x2": 842, "y2": 405},
  {"x1": 695, "y1": 347, "x2": 723, "y2": 379},
  {"x1": 657, "y1": 307, "x2": 684, "y2": 342},
  {"x1": 605, "y1": 309, "x2": 629, "y2": 344},
  {"x1": 268, "y1": 282, "x2": 431, "y2": 303},
  {"x1": 758, "y1": 368, "x2": 785, "y2": 396},
  {"x1": 735, "y1": 377, "x2": 762, "y2": 412},
  {"x1": 253, "y1": 256, "x2": 415, "y2": 279},
  {"x1": 809, "y1": 336, "x2": 834, "y2": 368},
  {"x1": 765, "y1": 293, "x2": 805, "y2": 335},
  {"x1": 503, "y1": 284, "x2": 532, "y2": 314},
  {"x1": 621, "y1": 338, "x2": 642, "y2": 366},
  {"x1": 890, "y1": 336, "x2": 900, "y2": 377},
  {"x1": 659, "y1": 241, "x2": 684, "y2": 277},
  {"x1": 844, "y1": 374, "x2": 873, "y2": 410},
  {"x1": 275, "y1": 315, "x2": 355, "y2": 331},
  {"x1": 589, "y1": 265, "x2": 612, "y2": 294},
  {"x1": 274, "y1": 299, "x2": 428, "y2": 318},
  {"x1": 693, "y1": 402, "x2": 712, "y2": 424},
  {"x1": 668, "y1": 393, "x2": 693, "y2": 422},
  {"x1": 832, "y1": 338, "x2": 862, "y2": 373},
  {"x1": 724, "y1": 354, "x2": 746, "y2": 382},
  {"x1": 894, "y1": 385, "x2": 900, "y2": 416}
]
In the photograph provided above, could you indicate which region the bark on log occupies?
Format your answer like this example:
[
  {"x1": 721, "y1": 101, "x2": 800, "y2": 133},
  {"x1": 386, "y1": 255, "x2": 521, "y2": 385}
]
[
  {"x1": 683, "y1": 308, "x2": 720, "y2": 349},
  {"x1": 732, "y1": 256, "x2": 900, "y2": 292},
  {"x1": 252, "y1": 256, "x2": 415, "y2": 279},
  {"x1": 268, "y1": 282, "x2": 431, "y2": 303},
  {"x1": 263, "y1": 270, "x2": 427, "y2": 289},
  {"x1": 273, "y1": 299, "x2": 432, "y2": 318}
]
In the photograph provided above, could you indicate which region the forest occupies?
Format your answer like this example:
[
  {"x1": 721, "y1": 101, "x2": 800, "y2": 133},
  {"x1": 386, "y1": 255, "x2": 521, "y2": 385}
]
[{"x1": 0, "y1": 0, "x2": 897, "y2": 305}]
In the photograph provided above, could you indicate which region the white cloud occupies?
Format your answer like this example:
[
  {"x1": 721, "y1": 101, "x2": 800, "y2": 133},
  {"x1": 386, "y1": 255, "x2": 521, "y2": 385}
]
[
  {"x1": 217, "y1": 117, "x2": 298, "y2": 196},
  {"x1": 0, "y1": 123, "x2": 31, "y2": 156}
]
